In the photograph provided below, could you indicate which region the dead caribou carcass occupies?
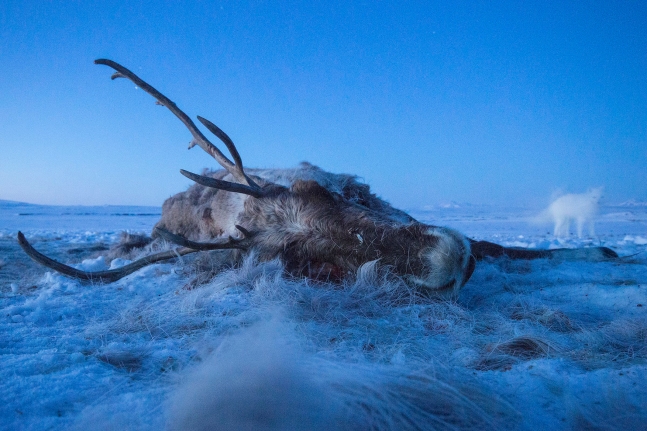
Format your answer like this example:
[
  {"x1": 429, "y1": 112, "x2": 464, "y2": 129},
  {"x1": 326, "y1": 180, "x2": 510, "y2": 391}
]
[{"x1": 17, "y1": 60, "x2": 618, "y2": 297}]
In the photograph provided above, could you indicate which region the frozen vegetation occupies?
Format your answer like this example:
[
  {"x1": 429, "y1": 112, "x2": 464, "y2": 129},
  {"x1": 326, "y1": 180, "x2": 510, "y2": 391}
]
[{"x1": 1, "y1": 200, "x2": 646, "y2": 430}]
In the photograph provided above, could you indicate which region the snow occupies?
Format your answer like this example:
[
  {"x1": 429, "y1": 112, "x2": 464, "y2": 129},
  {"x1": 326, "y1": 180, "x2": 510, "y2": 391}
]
[{"x1": 1, "y1": 202, "x2": 646, "y2": 430}]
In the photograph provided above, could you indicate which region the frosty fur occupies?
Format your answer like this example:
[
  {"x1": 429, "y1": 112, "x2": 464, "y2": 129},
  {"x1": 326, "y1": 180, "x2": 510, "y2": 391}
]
[{"x1": 152, "y1": 162, "x2": 472, "y2": 296}]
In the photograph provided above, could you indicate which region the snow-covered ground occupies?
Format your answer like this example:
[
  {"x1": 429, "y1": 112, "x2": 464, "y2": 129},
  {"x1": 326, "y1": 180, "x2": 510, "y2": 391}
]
[{"x1": 1, "y1": 200, "x2": 646, "y2": 430}]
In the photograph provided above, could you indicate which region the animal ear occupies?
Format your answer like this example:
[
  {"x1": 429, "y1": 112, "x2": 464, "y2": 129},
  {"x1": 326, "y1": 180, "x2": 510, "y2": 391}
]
[{"x1": 290, "y1": 180, "x2": 336, "y2": 203}]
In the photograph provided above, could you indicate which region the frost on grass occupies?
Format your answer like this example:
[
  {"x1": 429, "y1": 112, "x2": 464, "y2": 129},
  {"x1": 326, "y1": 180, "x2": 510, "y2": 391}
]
[
  {"x1": 1, "y1": 203, "x2": 647, "y2": 430},
  {"x1": 163, "y1": 259, "x2": 514, "y2": 431}
]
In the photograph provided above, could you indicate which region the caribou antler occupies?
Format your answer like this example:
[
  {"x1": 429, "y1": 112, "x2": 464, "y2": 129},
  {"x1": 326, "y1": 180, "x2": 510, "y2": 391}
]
[
  {"x1": 179, "y1": 170, "x2": 265, "y2": 198},
  {"x1": 17, "y1": 232, "x2": 199, "y2": 284},
  {"x1": 18, "y1": 226, "x2": 256, "y2": 283},
  {"x1": 17, "y1": 60, "x2": 266, "y2": 284},
  {"x1": 17, "y1": 226, "x2": 256, "y2": 284},
  {"x1": 154, "y1": 226, "x2": 255, "y2": 250},
  {"x1": 94, "y1": 59, "x2": 264, "y2": 198}
]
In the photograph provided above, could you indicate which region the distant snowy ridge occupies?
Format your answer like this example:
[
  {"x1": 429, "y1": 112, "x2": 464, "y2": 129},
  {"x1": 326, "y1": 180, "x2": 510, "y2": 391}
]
[
  {"x1": 617, "y1": 199, "x2": 647, "y2": 207},
  {"x1": 16, "y1": 211, "x2": 161, "y2": 217},
  {"x1": 0, "y1": 201, "x2": 161, "y2": 234},
  {"x1": 419, "y1": 201, "x2": 493, "y2": 211},
  {"x1": 0, "y1": 199, "x2": 33, "y2": 207},
  {"x1": 0, "y1": 199, "x2": 160, "y2": 211}
]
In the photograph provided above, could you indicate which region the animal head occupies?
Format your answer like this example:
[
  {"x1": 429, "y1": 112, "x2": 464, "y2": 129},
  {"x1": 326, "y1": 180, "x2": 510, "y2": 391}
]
[
  {"x1": 587, "y1": 186, "x2": 604, "y2": 202},
  {"x1": 17, "y1": 59, "x2": 475, "y2": 296}
]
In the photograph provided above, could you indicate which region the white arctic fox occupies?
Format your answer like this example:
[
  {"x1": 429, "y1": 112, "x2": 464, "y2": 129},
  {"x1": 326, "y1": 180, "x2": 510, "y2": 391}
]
[{"x1": 538, "y1": 187, "x2": 603, "y2": 238}]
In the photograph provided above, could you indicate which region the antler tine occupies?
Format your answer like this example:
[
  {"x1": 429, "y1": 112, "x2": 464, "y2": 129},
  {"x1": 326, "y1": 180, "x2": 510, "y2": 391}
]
[
  {"x1": 195, "y1": 115, "x2": 242, "y2": 169},
  {"x1": 94, "y1": 59, "x2": 263, "y2": 196},
  {"x1": 155, "y1": 226, "x2": 254, "y2": 251},
  {"x1": 197, "y1": 116, "x2": 259, "y2": 189},
  {"x1": 179, "y1": 169, "x2": 264, "y2": 198},
  {"x1": 17, "y1": 232, "x2": 198, "y2": 284}
]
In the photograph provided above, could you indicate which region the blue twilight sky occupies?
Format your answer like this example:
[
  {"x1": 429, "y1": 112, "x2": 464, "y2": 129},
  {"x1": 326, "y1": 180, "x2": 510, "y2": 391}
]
[{"x1": 0, "y1": 1, "x2": 645, "y2": 209}]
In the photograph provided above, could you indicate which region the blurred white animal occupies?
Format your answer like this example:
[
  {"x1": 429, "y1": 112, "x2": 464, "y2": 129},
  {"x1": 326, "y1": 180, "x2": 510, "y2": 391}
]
[{"x1": 541, "y1": 188, "x2": 603, "y2": 238}]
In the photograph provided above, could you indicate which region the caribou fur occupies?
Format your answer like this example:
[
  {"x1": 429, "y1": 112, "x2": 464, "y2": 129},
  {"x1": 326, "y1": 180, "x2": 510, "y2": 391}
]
[{"x1": 153, "y1": 163, "x2": 474, "y2": 293}]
